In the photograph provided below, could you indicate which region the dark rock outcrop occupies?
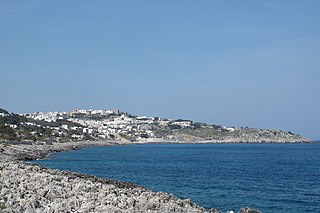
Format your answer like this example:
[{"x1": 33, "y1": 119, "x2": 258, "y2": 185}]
[{"x1": 238, "y1": 207, "x2": 262, "y2": 213}]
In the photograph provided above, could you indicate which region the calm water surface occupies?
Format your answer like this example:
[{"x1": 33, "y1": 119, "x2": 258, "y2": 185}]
[{"x1": 32, "y1": 143, "x2": 320, "y2": 212}]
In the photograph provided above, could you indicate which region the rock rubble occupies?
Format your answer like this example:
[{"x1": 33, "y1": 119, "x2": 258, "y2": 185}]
[{"x1": 0, "y1": 160, "x2": 208, "y2": 212}]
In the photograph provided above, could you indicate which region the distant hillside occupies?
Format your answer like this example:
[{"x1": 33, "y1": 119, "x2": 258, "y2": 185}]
[
  {"x1": 0, "y1": 108, "x2": 9, "y2": 114},
  {"x1": 0, "y1": 109, "x2": 87, "y2": 142},
  {"x1": 0, "y1": 108, "x2": 310, "y2": 143}
]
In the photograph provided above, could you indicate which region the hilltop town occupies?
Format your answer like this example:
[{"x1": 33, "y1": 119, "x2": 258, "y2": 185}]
[{"x1": 0, "y1": 108, "x2": 310, "y2": 143}]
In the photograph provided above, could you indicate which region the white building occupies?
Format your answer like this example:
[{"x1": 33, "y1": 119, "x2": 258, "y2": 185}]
[
  {"x1": 62, "y1": 125, "x2": 69, "y2": 130},
  {"x1": 172, "y1": 121, "x2": 192, "y2": 127}
]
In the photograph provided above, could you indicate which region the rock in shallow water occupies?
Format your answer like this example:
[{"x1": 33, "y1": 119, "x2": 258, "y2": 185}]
[{"x1": 238, "y1": 207, "x2": 262, "y2": 213}]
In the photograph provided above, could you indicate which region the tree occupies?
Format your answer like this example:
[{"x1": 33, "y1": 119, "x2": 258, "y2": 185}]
[
  {"x1": 0, "y1": 108, "x2": 9, "y2": 114},
  {"x1": 0, "y1": 126, "x2": 17, "y2": 140}
]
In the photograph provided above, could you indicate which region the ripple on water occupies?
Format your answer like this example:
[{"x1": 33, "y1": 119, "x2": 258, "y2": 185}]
[{"x1": 32, "y1": 143, "x2": 320, "y2": 213}]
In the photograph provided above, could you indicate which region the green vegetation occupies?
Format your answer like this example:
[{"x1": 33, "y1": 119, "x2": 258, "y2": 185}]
[
  {"x1": 51, "y1": 119, "x2": 83, "y2": 128},
  {"x1": 0, "y1": 203, "x2": 5, "y2": 212},
  {"x1": 0, "y1": 113, "x2": 27, "y2": 126},
  {"x1": 152, "y1": 123, "x2": 229, "y2": 139},
  {"x1": 168, "y1": 124, "x2": 182, "y2": 130},
  {"x1": 0, "y1": 107, "x2": 305, "y2": 143},
  {"x1": 0, "y1": 126, "x2": 17, "y2": 140},
  {"x1": 173, "y1": 119, "x2": 191, "y2": 122},
  {"x1": 152, "y1": 125, "x2": 171, "y2": 137},
  {"x1": 71, "y1": 113, "x2": 119, "y2": 121},
  {"x1": 0, "y1": 111, "x2": 54, "y2": 141},
  {"x1": 0, "y1": 196, "x2": 6, "y2": 212},
  {"x1": 173, "y1": 126, "x2": 226, "y2": 140},
  {"x1": 119, "y1": 133, "x2": 137, "y2": 142},
  {"x1": 0, "y1": 107, "x2": 86, "y2": 142},
  {"x1": 32, "y1": 119, "x2": 83, "y2": 128},
  {"x1": 0, "y1": 108, "x2": 9, "y2": 114}
]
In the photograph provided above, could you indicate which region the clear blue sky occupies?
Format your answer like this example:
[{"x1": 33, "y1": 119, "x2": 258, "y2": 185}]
[{"x1": 1, "y1": 1, "x2": 319, "y2": 139}]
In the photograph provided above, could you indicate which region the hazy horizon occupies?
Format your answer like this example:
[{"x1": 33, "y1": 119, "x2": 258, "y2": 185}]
[{"x1": 1, "y1": 1, "x2": 319, "y2": 139}]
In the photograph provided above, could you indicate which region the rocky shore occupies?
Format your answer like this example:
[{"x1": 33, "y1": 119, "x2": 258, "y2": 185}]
[
  {"x1": 0, "y1": 140, "x2": 122, "y2": 161},
  {"x1": 0, "y1": 141, "x2": 261, "y2": 213}
]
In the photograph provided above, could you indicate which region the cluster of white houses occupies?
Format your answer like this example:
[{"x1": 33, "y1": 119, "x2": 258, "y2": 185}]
[
  {"x1": 0, "y1": 113, "x2": 8, "y2": 117},
  {"x1": 25, "y1": 109, "x2": 194, "y2": 141}
]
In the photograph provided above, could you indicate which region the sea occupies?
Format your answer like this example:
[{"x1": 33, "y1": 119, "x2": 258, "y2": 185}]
[{"x1": 31, "y1": 143, "x2": 320, "y2": 213}]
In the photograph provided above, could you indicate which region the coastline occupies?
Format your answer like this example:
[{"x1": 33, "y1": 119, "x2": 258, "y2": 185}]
[
  {"x1": 0, "y1": 140, "x2": 265, "y2": 212},
  {"x1": 0, "y1": 140, "x2": 123, "y2": 161},
  {"x1": 0, "y1": 139, "x2": 312, "y2": 162}
]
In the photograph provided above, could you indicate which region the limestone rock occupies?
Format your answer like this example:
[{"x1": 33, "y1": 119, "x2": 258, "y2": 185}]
[{"x1": 238, "y1": 207, "x2": 262, "y2": 213}]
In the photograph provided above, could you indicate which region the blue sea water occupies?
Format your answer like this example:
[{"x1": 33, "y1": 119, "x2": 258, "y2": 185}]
[{"x1": 31, "y1": 143, "x2": 320, "y2": 212}]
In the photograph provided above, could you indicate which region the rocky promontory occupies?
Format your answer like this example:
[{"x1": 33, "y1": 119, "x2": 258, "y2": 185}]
[
  {"x1": 0, "y1": 108, "x2": 310, "y2": 144},
  {"x1": 0, "y1": 141, "x2": 262, "y2": 213}
]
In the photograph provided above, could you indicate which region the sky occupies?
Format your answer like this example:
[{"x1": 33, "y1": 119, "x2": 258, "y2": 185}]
[{"x1": 0, "y1": 0, "x2": 319, "y2": 139}]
